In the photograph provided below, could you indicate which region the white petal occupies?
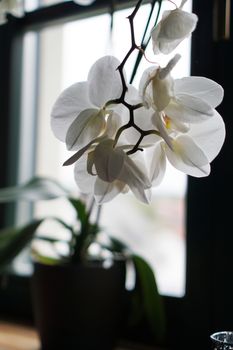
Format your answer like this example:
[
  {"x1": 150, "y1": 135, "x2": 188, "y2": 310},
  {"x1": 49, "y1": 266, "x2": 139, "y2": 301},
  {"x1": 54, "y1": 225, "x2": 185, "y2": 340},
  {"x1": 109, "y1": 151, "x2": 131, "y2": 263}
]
[
  {"x1": 165, "y1": 135, "x2": 210, "y2": 177},
  {"x1": 187, "y1": 110, "x2": 225, "y2": 162},
  {"x1": 165, "y1": 95, "x2": 214, "y2": 123},
  {"x1": 74, "y1": 155, "x2": 95, "y2": 194},
  {"x1": 63, "y1": 136, "x2": 102, "y2": 166},
  {"x1": 87, "y1": 151, "x2": 95, "y2": 175},
  {"x1": 94, "y1": 178, "x2": 125, "y2": 204},
  {"x1": 148, "y1": 143, "x2": 166, "y2": 186},
  {"x1": 104, "y1": 111, "x2": 122, "y2": 139},
  {"x1": 124, "y1": 85, "x2": 142, "y2": 105},
  {"x1": 130, "y1": 186, "x2": 152, "y2": 204},
  {"x1": 152, "y1": 72, "x2": 174, "y2": 111},
  {"x1": 51, "y1": 82, "x2": 92, "y2": 142},
  {"x1": 88, "y1": 56, "x2": 123, "y2": 108},
  {"x1": 174, "y1": 76, "x2": 224, "y2": 108},
  {"x1": 151, "y1": 21, "x2": 163, "y2": 55},
  {"x1": 139, "y1": 66, "x2": 158, "y2": 106},
  {"x1": 65, "y1": 108, "x2": 105, "y2": 151},
  {"x1": 159, "y1": 54, "x2": 181, "y2": 80},
  {"x1": 93, "y1": 140, "x2": 125, "y2": 182},
  {"x1": 152, "y1": 9, "x2": 198, "y2": 54},
  {"x1": 118, "y1": 154, "x2": 151, "y2": 204},
  {"x1": 151, "y1": 11, "x2": 171, "y2": 55},
  {"x1": 152, "y1": 111, "x2": 173, "y2": 149},
  {"x1": 158, "y1": 9, "x2": 198, "y2": 40}
]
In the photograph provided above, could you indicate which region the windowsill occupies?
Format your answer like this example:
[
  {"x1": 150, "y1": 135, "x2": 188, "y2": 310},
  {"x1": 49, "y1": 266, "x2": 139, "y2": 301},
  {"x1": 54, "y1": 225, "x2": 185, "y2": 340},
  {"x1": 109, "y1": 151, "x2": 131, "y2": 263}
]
[
  {"x1": 0, "y1": 321, "x2": 164, "y2": 350},
  {"x1": 0, "y1": 321, "x2": 39, "y2": 350}
]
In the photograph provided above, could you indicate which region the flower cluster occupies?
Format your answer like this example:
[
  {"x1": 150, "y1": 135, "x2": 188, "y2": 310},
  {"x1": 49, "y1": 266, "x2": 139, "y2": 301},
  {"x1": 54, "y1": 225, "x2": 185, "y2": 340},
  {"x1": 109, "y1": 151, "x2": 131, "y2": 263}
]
[{"x1": 51, "y1": 0, "x2": 225, "y2": 204}]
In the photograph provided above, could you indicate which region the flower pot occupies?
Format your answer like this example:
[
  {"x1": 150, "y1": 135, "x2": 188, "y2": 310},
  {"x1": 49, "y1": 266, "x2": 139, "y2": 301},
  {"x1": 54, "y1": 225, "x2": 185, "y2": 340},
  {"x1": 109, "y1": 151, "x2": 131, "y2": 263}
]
[{"x1": 31, "y1": 259, "x2": 127, "y2": 350}]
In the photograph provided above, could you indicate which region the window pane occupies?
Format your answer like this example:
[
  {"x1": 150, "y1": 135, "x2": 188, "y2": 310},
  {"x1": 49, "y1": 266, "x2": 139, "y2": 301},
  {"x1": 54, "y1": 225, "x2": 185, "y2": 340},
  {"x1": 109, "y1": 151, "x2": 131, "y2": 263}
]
[
  {"x1": 18, "y1": 2, "x2": 192, "y2": 296},
  {"x1": 24, "y1": 0, "x2": 67, "y2": 12},
  {"x1": 24, "y1": 0, "x2": 95, "y2": 12}
]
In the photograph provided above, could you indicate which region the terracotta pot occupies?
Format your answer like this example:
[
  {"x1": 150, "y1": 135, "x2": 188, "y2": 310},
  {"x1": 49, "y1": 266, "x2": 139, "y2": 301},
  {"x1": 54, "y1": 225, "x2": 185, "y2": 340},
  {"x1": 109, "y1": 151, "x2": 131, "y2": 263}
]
[{"x1": 31, "y1": 259, "x2": 127, "y2": 350}]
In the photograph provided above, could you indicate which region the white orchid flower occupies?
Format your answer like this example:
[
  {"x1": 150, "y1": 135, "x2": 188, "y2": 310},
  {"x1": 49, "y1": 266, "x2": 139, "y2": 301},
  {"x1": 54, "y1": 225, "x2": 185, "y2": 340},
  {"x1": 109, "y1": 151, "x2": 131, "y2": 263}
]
[
  {"x1": 140, "y1": 55, "x2": 224, "y2": 149},
  {"x1": 0, "y1": 0, "x2": 24, "y2": 24},
  {"x1": 138, "y1": 54, "x2": 225, "y2": 182},
  {"x1": 151, "y1": 0, "x2": 198, "y2": 55},
  {"x1": 73, "y1": 139, "x2": 152, "y2": 204},
  {"x1": 51, "y1": 56, "x2": 128, "y2": 152},
  {"x1": 51, "y1": 55, "x2": 152, "y2": 203},
  {"x1": 148, "y1": 110, "x2": 225, "y2": 182}
]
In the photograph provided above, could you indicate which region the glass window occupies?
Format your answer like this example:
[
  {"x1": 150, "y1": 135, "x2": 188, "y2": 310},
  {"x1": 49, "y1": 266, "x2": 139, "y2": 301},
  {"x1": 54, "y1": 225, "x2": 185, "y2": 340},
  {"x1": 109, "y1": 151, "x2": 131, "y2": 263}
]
[
  {"x1": 24, "y1": 0, "x2": 95, "y2": 12},
  {"x1": 15, "y1": 1, "x2": 192, "y2": 297}
]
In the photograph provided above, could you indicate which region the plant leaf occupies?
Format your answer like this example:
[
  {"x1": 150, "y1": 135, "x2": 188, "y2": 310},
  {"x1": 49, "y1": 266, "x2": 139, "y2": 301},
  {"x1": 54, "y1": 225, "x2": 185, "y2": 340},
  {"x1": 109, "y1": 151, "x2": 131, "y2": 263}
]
[
  {"x1": 131, "y1": 254, "x2": 166, "y2": 342},
  {"x1": 0, "y1": 177, "x2": 69, "y2": 203},
  {"x1": 0, "y1": 219, "x2": 43, "y2": 271},
  {"x1": 31, "y1": 250, "x2": 68, "y2": 266},
  {"x1": 68, "y1": 197, "x2": 87, "y2": 226},
  {"x1": 108, "y1": 236, "x2": 129, "y2": 253}
]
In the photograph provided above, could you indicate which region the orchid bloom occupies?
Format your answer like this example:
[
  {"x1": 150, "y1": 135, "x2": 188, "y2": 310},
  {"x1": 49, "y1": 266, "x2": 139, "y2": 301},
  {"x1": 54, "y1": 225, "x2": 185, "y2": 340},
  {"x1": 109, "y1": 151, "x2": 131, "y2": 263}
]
[
  {"x1": 51, "y1": 56, "x2": 151, "y2": 204},
  {"x1": 139, "y1": 56, "x2": 225, "y2": 181},
  {"x1": 0, "y1": 0, "x2": 24, "y2": 24},
  {"x1": 73, "y1": 139, "x2": 151, "y2": 204},
  {"x1": 51, "y1": 56, "x2": 125, "y2": 152},
  {"x1": 151, "y1": 0, "x2": 198, "y2": 55}
]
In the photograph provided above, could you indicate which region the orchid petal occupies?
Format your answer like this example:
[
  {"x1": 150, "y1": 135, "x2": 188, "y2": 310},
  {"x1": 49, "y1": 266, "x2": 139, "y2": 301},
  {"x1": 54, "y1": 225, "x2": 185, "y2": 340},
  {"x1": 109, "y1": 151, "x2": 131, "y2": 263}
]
[
  {"x1": 65, "y1": 108, "x2": 105, "y2": 151},
  {"x1": 151, "y1": 12, "x2": 169, "y2": 55},
  {"x1": 152, "y1": 112, "x2": 173, "y2": 149},
  {"x1": 165, "y1": 135, "x2": 210, "y2": 177},
  {"x1": 118, "y1": 154, "x2": 151, "y2": 204},
  {"x1": 63, "y1": 136, "x2": 102, "y2": 166},
  {"x1": 139, "y1": 66, "x2": 157, "y2": 107},
  {"x1": 124, "y1": 85, "x2": 142, "y2": 105},
  {"x1": 88, "y1": 56, "x2": 123, "y2": 108},
  {"x1": 174, "y1": 76, "x2": 224, "y2": 108},
  {"x1": 51, "y1": 82, "x2": 92, "y2": 142},
  {"x1": 187, "y1": 110, "x2": 225, "y2": 162},
  {"x1": 165, "y1": 95, "x2": 214, "y2": 124},
  {"x1": 158, "y1": 9, "x2": 197, "y2": 41},
  {"x1": 74, "y1": 155, "x2": 95, "y2": 194},
  {"x1": 94, "y1": 178, "x2": 125, "y2": 204},
  {"x1": 148, "y1": 143, "x2": 166, "y2": 186},
  {"x1": 152, "y1": 72, "x2": 174, "y2": 111},
  {"x1": 152, "y1": 9, "x2": 198, "y2": 54},
  {"x1": 93, "y1": 140, "x2": 125, "y2": 182},
  {"x1": 104, "y1": 111, "x2": 122, "y2": 139},
  {"x1": 159, "y1": 54, "x2": 181, "y2": 80},
  {"x1": 87, "y1": 151, "x2": 96, "y2": 176}
]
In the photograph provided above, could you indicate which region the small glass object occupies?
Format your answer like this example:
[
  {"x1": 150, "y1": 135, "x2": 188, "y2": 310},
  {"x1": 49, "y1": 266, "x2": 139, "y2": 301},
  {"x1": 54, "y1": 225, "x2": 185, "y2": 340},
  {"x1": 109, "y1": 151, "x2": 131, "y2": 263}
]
[{"x1": 211, "y1": 331, "x2": 233, "y2": 350}]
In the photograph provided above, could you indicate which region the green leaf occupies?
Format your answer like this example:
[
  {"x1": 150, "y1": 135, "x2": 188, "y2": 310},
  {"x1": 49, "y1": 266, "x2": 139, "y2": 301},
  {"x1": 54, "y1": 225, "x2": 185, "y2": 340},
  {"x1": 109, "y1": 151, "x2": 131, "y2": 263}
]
[
  {"x1": 31, "y1": 250, "x2": 68, "y2": 266},
  {"x1": 47, "y1": 216, "x2": 74, "y2": 233},
  {"x1": 0, "y1": 219, "x2": 43, "y2": 271},
  {"x1": 68, "y1": 197, "x2": 87, "y2": 226},
  {"x1": 131, "y1": 254, "x2": 166, "y2": 342},
  {"x1": 0, "y1": 177, "x2": 69, "y2": 203},
  {"x1": 108, "y1": 236, "x2": 129, "y2": 253}
]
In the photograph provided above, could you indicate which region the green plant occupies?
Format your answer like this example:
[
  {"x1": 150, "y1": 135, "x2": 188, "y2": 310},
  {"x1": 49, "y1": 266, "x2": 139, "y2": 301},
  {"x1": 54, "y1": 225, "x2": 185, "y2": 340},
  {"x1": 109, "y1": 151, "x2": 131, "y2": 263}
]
[{"x1": 0, "y1": 176, "x2": 165, "y2": 341}]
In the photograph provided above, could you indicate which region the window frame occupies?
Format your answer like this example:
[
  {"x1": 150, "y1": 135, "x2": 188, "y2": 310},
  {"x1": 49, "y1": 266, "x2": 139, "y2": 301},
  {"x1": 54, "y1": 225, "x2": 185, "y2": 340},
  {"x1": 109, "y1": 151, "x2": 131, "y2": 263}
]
[{"x1": 0, "y1": 1, "x2": 232, "y2": 349}]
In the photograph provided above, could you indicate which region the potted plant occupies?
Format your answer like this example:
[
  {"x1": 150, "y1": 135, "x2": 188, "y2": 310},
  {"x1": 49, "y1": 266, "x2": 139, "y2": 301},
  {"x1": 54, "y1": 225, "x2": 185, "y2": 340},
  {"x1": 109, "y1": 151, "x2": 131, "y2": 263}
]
[{"x1": 0, "y1": 176, "x2": 165, "y2": 350}]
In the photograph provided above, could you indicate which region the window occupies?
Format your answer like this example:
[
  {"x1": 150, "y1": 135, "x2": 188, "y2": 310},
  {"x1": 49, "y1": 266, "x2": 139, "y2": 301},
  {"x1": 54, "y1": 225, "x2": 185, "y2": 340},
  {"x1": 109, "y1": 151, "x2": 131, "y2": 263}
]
[{"x1": 0, "y1": 1, "x2": 232, "y2": 349}]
